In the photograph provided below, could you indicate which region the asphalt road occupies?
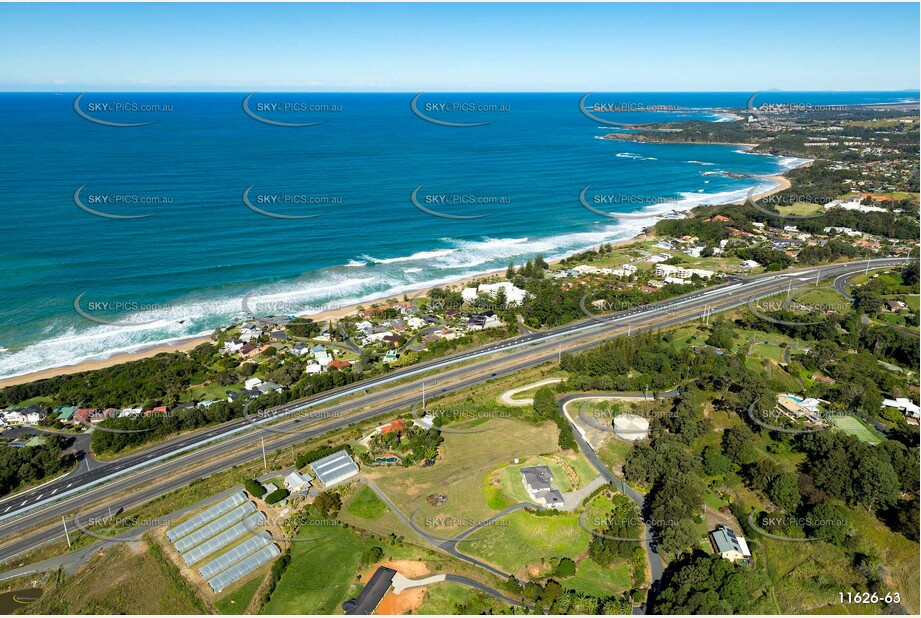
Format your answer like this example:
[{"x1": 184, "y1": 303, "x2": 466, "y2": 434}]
[
  {"x1": 0, "y1": 258, "x2": 908, "y2": 566},
  {"x1": 560, "y1": 394, "x2": 666, "y2": 586}
]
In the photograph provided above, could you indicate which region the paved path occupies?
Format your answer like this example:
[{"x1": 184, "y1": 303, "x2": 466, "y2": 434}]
[
  {"x1": 443, "y1": 574, "x2": 530, "y2": 608},
  {"x1": 833, "y1": 272, "x2": 855, "y2": 301},
  {"x1": 391, "y1": 572, "x2": 446, "y2": 593},
  {"x1": 362, "y1": 480, "x2": 515, "y2": 581},
  {"x1": 497, "y1": 378, "x2": 563, "y2": 407},
  {"x1": 561, "y1": 475, "x2": 607, "y2": 511},
  {"x1": 558, "y1": 394, "x2": 665, "y2": 591},
  {"x1": 451, "y1": 502, "x2": 534, "y2": 542}
]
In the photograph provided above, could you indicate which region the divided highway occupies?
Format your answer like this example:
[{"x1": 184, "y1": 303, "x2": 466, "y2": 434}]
[{"x1": 0, "y1": 258, "x2": 908, "y2": 565}]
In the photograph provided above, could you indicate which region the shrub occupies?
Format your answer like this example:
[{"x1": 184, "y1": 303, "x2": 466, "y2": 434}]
[
  {"x1": 265, "y1": 488, "x2": 290, "y2": 504},
  {"x1": 245, "y1": 479, "x2": 267, "y2": 497}
]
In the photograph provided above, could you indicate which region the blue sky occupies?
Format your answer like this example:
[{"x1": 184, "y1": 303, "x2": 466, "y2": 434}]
[{"x1": 1, "y1": 2, "x2": 918, "y2": 91}]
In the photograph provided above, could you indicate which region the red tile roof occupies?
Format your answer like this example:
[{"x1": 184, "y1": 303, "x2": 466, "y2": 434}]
[{"x1": 380, "y1": 419, "x2": 407, "y2": 434}]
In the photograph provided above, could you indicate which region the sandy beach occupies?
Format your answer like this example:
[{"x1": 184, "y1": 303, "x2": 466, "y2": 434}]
[{"x1": 0, "y1": 171, "x2": 794, "y2": 390}]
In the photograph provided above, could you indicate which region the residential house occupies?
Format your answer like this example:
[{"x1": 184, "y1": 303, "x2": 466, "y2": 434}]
[
  {"x1": 376, "y1": 418, "x2": 407, "y2": 435},
  {"x1": 257, "y1": 381, "x2": 283, "y2": 395},
  {"x1": 284, "y1": 470, "x2": 313, "y2": 493},
  {"x1": 223, "y1": 338, "x2": 245, "y2": 354},
  {"x1": 520, "y1": 466, "x2": 564, "y2": 510},
  {"x1": 710, "y1": 525, "x2": 751, "y2": 562},
  {"x1": 53, "y1": 406, "x2": 77, "y2": 422},
  {"x1": 882, "y1": 398, "x2": 921, "y2": 421}
]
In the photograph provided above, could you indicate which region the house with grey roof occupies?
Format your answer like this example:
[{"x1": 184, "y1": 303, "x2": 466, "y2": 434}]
[
  {"x1": 520, "y1": 465, "x2": 564, "y2": 510},
  {"x1": 709, "y1": 524, "x2": 751, "y2": 563}
]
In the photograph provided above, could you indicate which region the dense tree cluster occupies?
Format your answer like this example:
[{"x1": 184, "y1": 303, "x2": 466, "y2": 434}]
[
  {"x1": 0, "y1": 435, "x2": 75, "y2": 497},
  {"x1": 532, "y1": 386, "x2": 578, "y2": 451},
  {"x1": 651, "y1": 552, "x2": 748, "y2": 614}
]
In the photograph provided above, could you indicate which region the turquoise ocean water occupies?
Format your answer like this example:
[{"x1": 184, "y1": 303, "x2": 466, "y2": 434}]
[{"x1": 0, "y1": 91, "x2": 914, "y2": 378}]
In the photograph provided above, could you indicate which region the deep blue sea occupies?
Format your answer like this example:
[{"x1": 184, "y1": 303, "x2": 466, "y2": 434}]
[{"x1": 0, "y1": 91, "x2": 916, "y2": 379}]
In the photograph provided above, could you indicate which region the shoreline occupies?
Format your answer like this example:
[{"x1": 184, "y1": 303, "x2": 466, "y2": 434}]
[
  {"x1": 0, "y1": 167, "x2": 800, "y2": 390},
  {"x1": 0, "y1": 233, "x2": 654, "y2": 389}
]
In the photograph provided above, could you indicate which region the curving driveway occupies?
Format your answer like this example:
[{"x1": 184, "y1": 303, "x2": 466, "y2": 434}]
[
  {"x1": 558, "y1": 394, "x2": 666, "y2": 588},
  {"x1": 497, "y1": 378, "x2": 563, "y2": 407}
]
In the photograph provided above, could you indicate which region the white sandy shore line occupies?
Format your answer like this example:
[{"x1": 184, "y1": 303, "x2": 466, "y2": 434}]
[{"x1": 0, "y1": 171, "x2": 799, "y2": 389}]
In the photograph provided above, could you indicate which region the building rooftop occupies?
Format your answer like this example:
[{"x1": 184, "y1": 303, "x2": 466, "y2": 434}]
[
  {"x1": 310, "y1": 450, "x2": 360, "y2": 487},
  {"x1": 342, "y1": 566, "x2": 396, "y2": 615},
  {"x1": 711, "y1": 524, "x2": 751, "y2": 558},
  {"x1": 520, "y1": 466, "x2": 553, "y2": 491}
]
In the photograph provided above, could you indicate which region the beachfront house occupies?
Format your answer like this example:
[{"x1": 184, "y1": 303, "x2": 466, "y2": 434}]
[{"x1": 223, "y1": 338, "x2": 245, "y2": 353}]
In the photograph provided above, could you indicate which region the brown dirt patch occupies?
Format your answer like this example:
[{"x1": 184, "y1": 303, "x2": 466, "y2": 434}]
[
  {"x1": 384, "y1": 559, "x2": 430, "y2": 577},
  {"x1": 375, "y1": 587, "x2": 426, "y2": 615}
]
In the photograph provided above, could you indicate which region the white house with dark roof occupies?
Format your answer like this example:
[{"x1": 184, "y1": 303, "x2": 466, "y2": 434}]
[{"x1": 520, "y1": 466, "x2": 564, "y2": 510}]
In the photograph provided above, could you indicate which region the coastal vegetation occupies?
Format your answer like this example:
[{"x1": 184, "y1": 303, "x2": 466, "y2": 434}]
[{"x1": 0, "y1": 433, "x2": 75, "y2": 497}]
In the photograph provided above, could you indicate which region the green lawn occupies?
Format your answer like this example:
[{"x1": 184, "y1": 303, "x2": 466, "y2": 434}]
[
  {"x1": 497, "y1": 456, "x2": 573, "y2": 504},
  {"x1": 337, "y1": 485, "x2": 418, "y2": 541},
  {"x1": 366, "y1": 417, "x2": 561, "y2": 541},
  {"x1": 262, "y1": 525, "x2": 374, "y2": 614},
  {"x1": 459, "y1": 510, "x2": 590, "y2": 577},
  {"x1": 751, "y1": 343, "x2": 787, "y2": 364},
  {"x1": 795, "y1": 287, "x2": 849, "y2": 311},
  {"x1": 414, "y1": 582, "x2": 508, "y2": 614},
  {"x1": 776, "y1": 202, "x2": 823, "y2": 216},
  {"x1": 342, "y1": 484, "x2": 387, "y2": 520},
  {"x1": 904, "y1": 295, "x2": 920, "y2": 311},
  {"x1": 562, "y1": 559, "x2": 633, "y2": 598},
  {"x1": 215, "y1": 576, "x2": 263, "y2": 614},
  {"x1": 830, "y1": 416, "x2": 883, "y2": 443}
]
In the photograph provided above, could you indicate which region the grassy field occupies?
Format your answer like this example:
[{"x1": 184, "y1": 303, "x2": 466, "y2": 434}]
[
  {"x1": 342, "y1": 484, "x2": 387, "y2": 519},
  {"x1": 214, "y1": 576, "x2": 263, "y2": 614},
  {"x1": 796, "y1": 287, "x2": 849, "y2": 309},
  {"x1": 414, "y1": 582, "x2": 508, "y2": 614},
  {"x1": 261, "y1": 523, "x2": 424, "y2": 615},
  {"x1": 366, "y1": 416, "x2": 561, "y2": 541},
  {"x1": 459, "y1": 510, "x2": 590, "y2": 578},
  {"x1": 848, "y1": 509, "x2": 920, "y2": 614},
  {"x1": 25, "y1": 542, "x2": 209, "y2": 615},
  {"x1": 751, "y1": 343, "x2": 787, "y2": 364},
  {"x1": 337, "y1": 483, "x2": 419, "y2": 540},
  {"x1": 262, "y1": 525, "x2": 366, "y2": 615},
  {"x1": 597, "y1": 436, "x2": 635, "y2": 479},
  {"x1": 830, "y1": 415, "x2": 883, "y2": 443},
  {"x1": 562, "y1": 558, "x2": 633, "y2": 597},
  {"x1": 746, "y1": 536, "x2": 867, "y2": 614},
  {"x1": 263, "y1": 522, "x2": 477, "y2": 615},
  {"x1": 776, "y1": 202, "x2": 824, "y2": 217}
]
